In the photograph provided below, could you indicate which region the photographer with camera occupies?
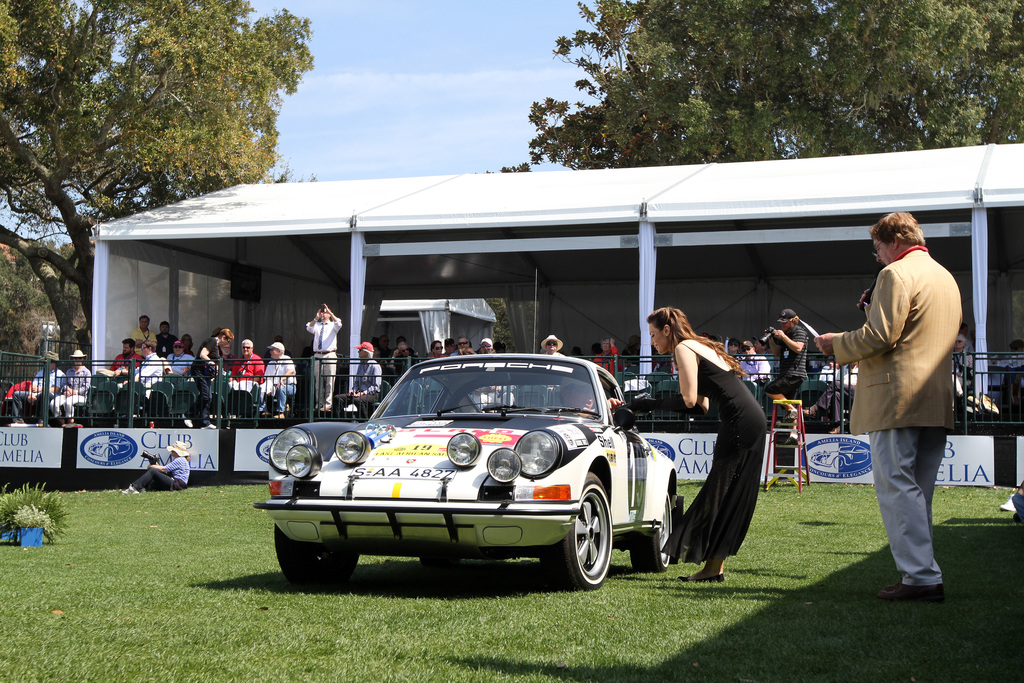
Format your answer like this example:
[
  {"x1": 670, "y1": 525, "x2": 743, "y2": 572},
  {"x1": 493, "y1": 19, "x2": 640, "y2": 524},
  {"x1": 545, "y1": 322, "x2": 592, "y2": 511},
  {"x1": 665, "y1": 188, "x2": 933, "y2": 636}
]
[
  {"x1": 121, "y1": 441, "x2": 191, "y2": 494},
  {"x1": 306, "y1": 303, "x2": 343, "y2": 414},
  {"x1": 764, "y1": 308, "x2": 809, "y2": 441}
]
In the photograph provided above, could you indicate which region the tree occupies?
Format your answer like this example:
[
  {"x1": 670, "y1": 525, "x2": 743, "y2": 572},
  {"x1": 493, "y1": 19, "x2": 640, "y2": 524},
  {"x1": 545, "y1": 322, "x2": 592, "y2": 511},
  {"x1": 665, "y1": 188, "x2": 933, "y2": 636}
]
[
  {"x1": 529, "y1": 0, "x2": 1024, "y2": 170},
  {"x1": 0, "y1": 0, "x2": 314, "y2": 347},
  {"x1": 0, "y1": 245, "x2": 51, "y2": 353}
]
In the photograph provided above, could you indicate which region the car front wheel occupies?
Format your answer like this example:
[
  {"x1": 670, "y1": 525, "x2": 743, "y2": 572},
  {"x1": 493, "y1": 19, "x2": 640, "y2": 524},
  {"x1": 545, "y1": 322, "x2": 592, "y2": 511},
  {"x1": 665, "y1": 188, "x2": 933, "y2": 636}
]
[
  {"x1": 274, "y1": 525, "x2": 359, "y2": 584},
  {"x1": 541, "y1": 473, "x2": 612, "y2": 591}
]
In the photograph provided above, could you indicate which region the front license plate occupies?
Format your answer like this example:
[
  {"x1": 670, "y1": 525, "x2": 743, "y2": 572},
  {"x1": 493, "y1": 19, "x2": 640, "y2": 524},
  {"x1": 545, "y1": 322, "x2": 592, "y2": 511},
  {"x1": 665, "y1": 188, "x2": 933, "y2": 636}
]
[{"x1": 351, "y1": 466, "x2": 456, "y2": 481}]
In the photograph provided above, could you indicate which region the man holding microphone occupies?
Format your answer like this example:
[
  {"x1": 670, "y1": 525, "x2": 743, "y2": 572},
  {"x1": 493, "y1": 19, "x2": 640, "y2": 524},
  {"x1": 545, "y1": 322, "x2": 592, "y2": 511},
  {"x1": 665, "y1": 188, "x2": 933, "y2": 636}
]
[{"x1": 815, "y1": 212, "x2": 960, "y2": 603}]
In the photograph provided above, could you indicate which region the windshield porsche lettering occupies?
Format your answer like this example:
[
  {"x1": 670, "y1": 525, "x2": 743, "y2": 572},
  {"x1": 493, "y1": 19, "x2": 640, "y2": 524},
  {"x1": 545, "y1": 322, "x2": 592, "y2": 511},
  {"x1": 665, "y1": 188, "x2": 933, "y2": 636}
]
[{"x1": 420, "y1": 362, "x2": 574, "y2": 374}]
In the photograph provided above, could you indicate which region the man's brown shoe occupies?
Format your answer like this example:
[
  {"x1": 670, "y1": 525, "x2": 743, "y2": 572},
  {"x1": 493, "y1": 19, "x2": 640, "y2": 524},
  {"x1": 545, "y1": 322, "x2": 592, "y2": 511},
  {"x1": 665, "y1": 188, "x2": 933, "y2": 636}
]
[{"x1": 876, "y1": 581, "x2": 944, "y2": 602}]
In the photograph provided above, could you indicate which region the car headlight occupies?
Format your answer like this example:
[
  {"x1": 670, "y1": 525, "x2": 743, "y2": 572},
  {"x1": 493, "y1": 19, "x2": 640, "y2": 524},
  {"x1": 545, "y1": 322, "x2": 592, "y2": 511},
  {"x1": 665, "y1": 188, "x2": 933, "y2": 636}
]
[
  {"x1": 335, "y1": 431, "x2": 372, "y2": 465},
  {"x1": 487, "y1": 448, "x2": 521, "y2": 483},
  {"x1": 516, "y1": 430, "x2": 562, "y2": 478},
  {"x1": 447, "y1": 432, "x2": 481, "y2": 467},
  {"x1": 269, "y1": 428, "x2": 313, "y2": 474},
  {"x1": 286, "y1": 445, "x2": 322, "y2": 478}
]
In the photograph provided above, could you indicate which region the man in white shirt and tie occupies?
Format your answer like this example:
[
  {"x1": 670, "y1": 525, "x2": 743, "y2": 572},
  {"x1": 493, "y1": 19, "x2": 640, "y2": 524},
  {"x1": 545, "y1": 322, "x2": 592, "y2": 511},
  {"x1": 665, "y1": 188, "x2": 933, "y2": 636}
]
[{"x1": 306, "y1": 303, "x2": 343, "y2": 413}]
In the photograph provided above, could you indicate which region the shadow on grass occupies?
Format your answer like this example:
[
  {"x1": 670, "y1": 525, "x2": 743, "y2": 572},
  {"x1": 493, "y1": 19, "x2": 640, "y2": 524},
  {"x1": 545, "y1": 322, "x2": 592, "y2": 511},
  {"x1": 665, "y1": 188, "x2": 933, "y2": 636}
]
[
  {"x1": 449, "y1": 518, "x2": 1022, "y2": 680},
  {"x1": 195, "y1": 556, "x2": 584, "y2": 598}
]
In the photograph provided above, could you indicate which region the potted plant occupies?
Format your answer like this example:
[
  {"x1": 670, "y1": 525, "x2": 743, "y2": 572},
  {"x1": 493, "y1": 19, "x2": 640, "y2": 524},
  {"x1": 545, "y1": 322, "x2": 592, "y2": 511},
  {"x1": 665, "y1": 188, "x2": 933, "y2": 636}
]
[
  {"x1": 13, "y1": 505, "x2": 51, "y2": 547},
  {"x1": 0, "y1": 484, "x2": 68, "y2": 543}
]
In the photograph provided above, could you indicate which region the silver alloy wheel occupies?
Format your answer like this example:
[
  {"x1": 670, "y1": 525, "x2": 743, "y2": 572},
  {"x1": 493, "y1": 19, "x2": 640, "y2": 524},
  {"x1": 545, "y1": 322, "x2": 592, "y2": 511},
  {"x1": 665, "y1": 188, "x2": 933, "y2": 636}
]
[{"x1": 575, "y1": 491, "x2": 610, "y2": 576}]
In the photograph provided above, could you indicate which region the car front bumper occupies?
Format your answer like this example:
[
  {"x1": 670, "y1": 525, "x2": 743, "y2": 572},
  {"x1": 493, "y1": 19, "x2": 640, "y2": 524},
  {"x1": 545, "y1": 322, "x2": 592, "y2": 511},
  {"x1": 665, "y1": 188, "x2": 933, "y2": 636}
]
[{"x1": 254, "y1": 497, "x2": 581, "y2": 557}]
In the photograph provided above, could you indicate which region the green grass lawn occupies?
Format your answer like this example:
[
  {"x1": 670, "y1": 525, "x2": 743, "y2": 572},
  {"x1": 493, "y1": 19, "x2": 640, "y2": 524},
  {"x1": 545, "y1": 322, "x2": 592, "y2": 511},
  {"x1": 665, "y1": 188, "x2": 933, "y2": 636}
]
[{"x1": 0, "y1": 481, "x2": 1018, "y2": 682}]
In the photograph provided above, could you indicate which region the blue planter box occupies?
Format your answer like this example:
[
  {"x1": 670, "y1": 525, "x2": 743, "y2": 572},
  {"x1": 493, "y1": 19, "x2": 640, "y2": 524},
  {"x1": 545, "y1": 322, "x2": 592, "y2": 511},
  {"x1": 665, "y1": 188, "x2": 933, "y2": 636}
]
[
  {"x1": 0, "y1": 529, "x2": 15, "y2": 541},
  {"x1": 19, "y1": 527, "x2": 43, "y2": 547}
]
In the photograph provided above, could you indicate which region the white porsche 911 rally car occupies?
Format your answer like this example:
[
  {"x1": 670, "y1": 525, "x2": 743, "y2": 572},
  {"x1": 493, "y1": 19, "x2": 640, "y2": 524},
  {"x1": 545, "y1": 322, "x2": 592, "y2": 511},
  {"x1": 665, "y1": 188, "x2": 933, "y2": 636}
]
[{"x1": 254, "y1": 354, "x2": 678, "y2": 590}]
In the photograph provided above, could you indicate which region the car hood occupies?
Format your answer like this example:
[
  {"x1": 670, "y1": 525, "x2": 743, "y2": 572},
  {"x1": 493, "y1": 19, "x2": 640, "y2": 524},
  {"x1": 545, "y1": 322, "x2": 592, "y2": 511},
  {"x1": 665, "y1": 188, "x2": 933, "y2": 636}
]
[{"x1": 344, "y1": 414, "x2": 610, "y2": 466}]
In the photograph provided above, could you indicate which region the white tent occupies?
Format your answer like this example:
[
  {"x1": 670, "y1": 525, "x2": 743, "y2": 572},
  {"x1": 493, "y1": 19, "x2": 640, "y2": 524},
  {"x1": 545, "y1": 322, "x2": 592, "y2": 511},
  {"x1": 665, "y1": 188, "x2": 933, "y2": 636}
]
[
  {"x1": 376, "y1": 299, "x2": 495, "y2": 352},
  {"x1": 95, "y1": 144, "x2": 1024, "y2": 375}
]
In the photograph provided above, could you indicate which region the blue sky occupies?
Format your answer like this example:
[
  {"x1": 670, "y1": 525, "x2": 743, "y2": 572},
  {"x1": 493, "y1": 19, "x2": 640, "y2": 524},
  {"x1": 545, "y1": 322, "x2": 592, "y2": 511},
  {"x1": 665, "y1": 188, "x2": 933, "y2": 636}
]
[{"x1": 246, "y1": 1, "x2": 591, "y2": 181}]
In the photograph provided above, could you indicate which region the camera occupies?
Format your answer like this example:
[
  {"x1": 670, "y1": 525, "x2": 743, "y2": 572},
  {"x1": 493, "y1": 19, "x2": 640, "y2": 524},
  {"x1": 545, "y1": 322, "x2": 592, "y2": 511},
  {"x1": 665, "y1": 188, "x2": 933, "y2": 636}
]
[
  {"x1": 758, "y1": 326, "x2": 777, "y2": 346},
  {"x1": 141, "y1": 450, "x2": 160, "y2": 465}
]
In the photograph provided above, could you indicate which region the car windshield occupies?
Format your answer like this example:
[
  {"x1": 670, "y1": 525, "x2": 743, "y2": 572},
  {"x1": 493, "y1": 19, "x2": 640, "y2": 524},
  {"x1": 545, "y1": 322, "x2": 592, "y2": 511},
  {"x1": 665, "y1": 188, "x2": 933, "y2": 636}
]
[{"x1": 374, "y1": 358, "x2": 601, "y2": 418}]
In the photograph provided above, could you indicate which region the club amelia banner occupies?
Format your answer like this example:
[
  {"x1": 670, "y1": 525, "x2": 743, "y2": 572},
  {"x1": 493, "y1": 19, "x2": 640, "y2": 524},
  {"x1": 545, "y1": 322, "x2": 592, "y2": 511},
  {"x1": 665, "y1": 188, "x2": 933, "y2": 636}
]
[
  {"x1": 642, "y1": 432, "x2": 996, "y2": 487},
  {"x1": 0, "y1": 428, "x2": 64, "y2": 468},
  {"x1": 76, "y1": 428, "x2": 220, "y2": 470},
  {"x1": 235, "y1": 429, "x2": 282, "y2": 472}
]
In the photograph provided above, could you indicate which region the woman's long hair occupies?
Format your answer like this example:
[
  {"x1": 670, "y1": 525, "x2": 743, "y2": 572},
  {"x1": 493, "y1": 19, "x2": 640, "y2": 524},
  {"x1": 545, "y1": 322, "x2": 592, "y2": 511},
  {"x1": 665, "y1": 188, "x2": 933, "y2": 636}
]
[{"x1": 647, "y1": 307, "x2": 743, "y2": 377}]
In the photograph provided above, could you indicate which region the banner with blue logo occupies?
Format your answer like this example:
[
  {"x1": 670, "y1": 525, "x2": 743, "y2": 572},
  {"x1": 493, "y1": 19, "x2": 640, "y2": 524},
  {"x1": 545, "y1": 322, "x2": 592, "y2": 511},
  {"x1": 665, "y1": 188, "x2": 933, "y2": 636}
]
[
  {"x1": 234, "y1": 429, "x2": 282, "y2": 472},
  {"x1": 1017, "y1": 437, "x2": 1024, "y2": 484},
  {"x1": 805, "y1": 435, "x2": 874, "y2": 482},
  {"x1": 642, "y1": 432, "x2": 995, "y2": 487},
  {"x1": 76, "y1": 429, "x2": 219, "y2": 470},
  {"x1": 0, "y1": 428, "x2": 64, "y2": 468},
  {"x1": 642, "y1": 433, "x2": 718, "y2": 481}
]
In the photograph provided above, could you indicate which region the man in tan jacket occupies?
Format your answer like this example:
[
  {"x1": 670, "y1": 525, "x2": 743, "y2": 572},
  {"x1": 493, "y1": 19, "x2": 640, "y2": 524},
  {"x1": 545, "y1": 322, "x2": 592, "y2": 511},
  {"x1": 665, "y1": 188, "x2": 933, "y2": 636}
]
[{"x1": 816, "y1": 212, "x2": 961, "y2": 603}]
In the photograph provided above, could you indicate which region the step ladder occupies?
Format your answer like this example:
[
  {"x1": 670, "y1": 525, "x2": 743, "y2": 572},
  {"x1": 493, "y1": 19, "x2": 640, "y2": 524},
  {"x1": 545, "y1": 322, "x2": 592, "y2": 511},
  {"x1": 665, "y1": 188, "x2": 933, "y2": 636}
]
[{"x1": 764, "y1": 398, "x2": 810, "y2": 491}]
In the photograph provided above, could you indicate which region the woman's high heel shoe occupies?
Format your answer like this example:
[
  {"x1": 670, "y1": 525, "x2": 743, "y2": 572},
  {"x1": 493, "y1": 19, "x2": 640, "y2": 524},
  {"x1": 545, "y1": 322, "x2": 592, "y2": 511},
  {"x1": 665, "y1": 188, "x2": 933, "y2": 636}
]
[{"x1": 679, "y1": 573, "x2": 724, "y2": 583}]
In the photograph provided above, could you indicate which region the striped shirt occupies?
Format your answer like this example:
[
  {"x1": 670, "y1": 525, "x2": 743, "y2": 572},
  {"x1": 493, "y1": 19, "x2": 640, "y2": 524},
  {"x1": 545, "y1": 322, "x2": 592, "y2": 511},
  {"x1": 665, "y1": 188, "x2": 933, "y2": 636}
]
[{"x1": 166, "y1": 456, "x2": 190, "y2": 485}]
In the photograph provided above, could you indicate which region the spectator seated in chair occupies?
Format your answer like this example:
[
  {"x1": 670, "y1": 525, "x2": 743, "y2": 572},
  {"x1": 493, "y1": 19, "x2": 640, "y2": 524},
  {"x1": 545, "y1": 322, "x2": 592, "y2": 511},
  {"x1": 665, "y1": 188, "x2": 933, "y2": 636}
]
[
  {"x1": 262, "y1": 342, "x2": 296, "y2": 418},
  {"x1": 336, "y1": 342, "x2": 381, "y2": 418}
]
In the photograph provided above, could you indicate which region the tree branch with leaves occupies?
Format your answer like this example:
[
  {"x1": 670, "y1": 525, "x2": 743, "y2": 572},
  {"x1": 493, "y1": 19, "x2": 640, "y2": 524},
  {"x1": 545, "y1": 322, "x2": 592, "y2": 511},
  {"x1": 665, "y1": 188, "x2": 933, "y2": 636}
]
[
  {"x1": 529, "y1": 0, "x2": 1024, "y2": 171},
  {"x1": 0, "y1": 0, "x2": 313, "y2": 348}
]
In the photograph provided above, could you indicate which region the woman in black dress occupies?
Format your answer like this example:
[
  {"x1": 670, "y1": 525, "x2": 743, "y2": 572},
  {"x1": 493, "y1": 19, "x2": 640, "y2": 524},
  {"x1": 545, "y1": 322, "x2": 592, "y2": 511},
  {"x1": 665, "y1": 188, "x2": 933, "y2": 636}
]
[{"x1": 641, "y1": 307, "x2": 767, "y2": 582}]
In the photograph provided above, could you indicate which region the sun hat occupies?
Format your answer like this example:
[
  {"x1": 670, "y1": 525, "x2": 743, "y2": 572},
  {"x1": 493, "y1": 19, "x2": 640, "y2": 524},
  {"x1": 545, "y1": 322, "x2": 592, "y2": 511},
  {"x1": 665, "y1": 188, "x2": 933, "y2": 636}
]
[
  {"x1": 168, "y1": 440, "x2": 191, "y2": 458},
  {"x1": 541, "y1": 334, "x2": 563, "y2": 351}
]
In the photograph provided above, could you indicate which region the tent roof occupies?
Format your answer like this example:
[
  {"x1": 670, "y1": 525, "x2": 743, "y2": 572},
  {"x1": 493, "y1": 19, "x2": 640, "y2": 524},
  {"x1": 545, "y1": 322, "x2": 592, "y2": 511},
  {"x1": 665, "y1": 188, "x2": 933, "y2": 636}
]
[
  {"x1": 98, "y1": 144, "x2": 1024, "y2": 241},
  {"x1": 647, "y1": 145, "x2": 998, "y2": 221}
]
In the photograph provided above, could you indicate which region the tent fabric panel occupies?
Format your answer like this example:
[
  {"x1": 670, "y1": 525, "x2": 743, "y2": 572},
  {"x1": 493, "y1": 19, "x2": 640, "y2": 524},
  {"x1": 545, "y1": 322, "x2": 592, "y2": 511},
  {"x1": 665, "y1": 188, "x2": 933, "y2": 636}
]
[
  {"x1": 379, "y1": 299, "x2": 496, "y2": 321},
  {"x1": 380, "y1": 299, "x2": 451, "y2": 312},
  {"x1": 446, "y1": 298, "x2": 497, "y2": 322},
  {"x1": 646, "y1": 146, "x2": 990, "y2": 222},
  {"x1": 97, "y1": 175, "x2": 458, "y2": 240},
  {"x1": 979, "y1": 145, "x2": 1024, "y2": 207},
  {"x1": 352, "y1": 166, "x2": 702, "y2": 231}
]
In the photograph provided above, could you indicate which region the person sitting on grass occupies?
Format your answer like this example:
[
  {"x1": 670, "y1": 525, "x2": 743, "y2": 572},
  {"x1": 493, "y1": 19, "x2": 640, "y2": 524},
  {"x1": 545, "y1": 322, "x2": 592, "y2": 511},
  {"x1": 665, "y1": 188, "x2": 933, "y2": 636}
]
[
  {"x1": 1008, "y1": 479, "x2": 1024, "y2": 524},
  {"x1": 121, "y1": 440, "x2": 191, "y2": 494}
]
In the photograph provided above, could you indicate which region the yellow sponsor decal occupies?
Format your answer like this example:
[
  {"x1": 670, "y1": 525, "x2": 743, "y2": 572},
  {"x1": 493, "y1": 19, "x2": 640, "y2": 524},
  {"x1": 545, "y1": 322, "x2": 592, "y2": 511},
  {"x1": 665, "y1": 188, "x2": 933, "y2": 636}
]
[
  {"x1": 372, "y1": 443, "x2": 442, "y2": 458},
  {"x1": 392, "y1": 483, "x2": 402, "y2": 498},
  {"x1": 479, "y1": 433, "x2": 516, "y2": 445}
]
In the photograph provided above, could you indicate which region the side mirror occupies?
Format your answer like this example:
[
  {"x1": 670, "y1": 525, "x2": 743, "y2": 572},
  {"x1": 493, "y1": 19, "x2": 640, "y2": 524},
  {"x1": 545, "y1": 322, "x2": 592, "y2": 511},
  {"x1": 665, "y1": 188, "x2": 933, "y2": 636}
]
[{"x1": 613, "y1": 407, "x2": 636, "y2": 430}]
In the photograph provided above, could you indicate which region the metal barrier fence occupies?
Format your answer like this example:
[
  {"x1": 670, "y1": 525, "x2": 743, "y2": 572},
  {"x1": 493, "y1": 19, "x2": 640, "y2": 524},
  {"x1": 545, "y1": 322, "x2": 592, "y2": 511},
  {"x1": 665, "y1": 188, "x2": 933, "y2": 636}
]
[{"x1": 1, "y1": 351, "x2": 1020, "y2": 434}]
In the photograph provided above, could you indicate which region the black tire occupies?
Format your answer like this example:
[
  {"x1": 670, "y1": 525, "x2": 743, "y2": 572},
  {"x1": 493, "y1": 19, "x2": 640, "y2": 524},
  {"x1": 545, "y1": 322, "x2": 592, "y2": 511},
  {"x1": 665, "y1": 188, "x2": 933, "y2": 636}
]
[
  {"x1": 541, "y1": 473, "x2": 612, "y2": 591},
  {"x1": 274, "y1": 525, "x2": 358, "y2": 584},
  {"x1": 629, "y1": 490, "x2": 673, "y2": 573},
  {"x1": 419, "y1": 557, "x2": 461, "y2": 568}
]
